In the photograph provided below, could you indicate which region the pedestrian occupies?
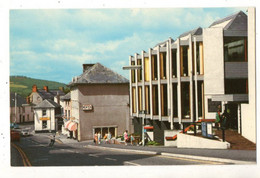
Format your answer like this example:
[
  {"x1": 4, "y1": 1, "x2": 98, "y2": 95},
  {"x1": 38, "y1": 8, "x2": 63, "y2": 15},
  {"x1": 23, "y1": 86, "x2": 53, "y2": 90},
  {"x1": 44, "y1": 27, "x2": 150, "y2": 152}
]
[
  {"x1": 94, "y1": 132, "x2": 98, "y2": 145},
  {"x1": 130, "y1": 134, "x2": 135, "y2": 146},
  {"x1": 124, "y1": 130, "x2": 128, "y2": 146},
  {"x1": 97, "y1": 132, "x2": 101, "y2": 144},
  {"x1": 221, "y1": 108, "x2": 230, "y2": 129},
  {"x1": 107, "y1": 132, "x2": 111, "y2": 144},
  {"x1": 104, "y1": 133, "x2": 108, "y2": 144},
  {"x1": 49, "y1": 135, "x2": 55, "y2": 147},
  {"x1": 215, "y1": 105, "x2": 221, "y2": 130}
]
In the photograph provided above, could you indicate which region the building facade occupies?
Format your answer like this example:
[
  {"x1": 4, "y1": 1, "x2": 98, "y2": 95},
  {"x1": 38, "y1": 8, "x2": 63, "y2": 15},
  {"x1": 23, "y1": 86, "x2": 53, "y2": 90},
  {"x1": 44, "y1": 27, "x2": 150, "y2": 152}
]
[
  {"x1": 34, "y1": 99, "x2": 61, "y2": 133},
  {"x1": 128, "y1": 11, "x2": 250, "y2": 144},
  {"x1": 69, "y1": 63, "x2": 132, "y2": 141},
  {"x1": 10, "y1": 92, "x2": 34, "y2": 123}
]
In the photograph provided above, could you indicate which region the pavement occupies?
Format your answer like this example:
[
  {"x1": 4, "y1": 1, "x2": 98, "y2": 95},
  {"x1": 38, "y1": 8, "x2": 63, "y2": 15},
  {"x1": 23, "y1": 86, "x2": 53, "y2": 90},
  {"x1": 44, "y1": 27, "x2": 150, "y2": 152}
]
[{"x1": 55, "y1": 134, "x2": 256, "y2": 165}]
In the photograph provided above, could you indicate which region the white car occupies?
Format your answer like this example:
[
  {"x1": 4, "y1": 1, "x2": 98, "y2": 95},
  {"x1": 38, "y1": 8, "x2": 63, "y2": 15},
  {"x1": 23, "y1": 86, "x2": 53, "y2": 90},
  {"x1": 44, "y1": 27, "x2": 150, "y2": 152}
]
[{"x1": 21, "y1": 129, "x2": 30, "y2": 136}]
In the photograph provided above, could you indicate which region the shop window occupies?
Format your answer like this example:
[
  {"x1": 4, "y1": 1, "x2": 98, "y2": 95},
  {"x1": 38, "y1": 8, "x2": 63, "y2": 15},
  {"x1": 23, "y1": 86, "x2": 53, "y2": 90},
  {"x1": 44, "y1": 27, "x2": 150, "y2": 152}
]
[
  {"x1": 171, "y1": 49, "x2": 177, "y2": 77},
  {"x1": 224, "y1": 37, "x2": 247, "y2": 62},
  {"x1": 152, "y1": 55, "x2": 158, "y2": 80},
  {"x1": 197, "y1": 81, "x2": 203, "y2": 117}
]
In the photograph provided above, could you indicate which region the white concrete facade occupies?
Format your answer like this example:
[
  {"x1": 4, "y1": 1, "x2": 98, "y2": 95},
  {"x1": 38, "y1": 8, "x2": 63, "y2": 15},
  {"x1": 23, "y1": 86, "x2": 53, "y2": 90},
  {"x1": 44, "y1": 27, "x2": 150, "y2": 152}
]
[{"x1": 241, "y1": 7, "x2": 256, "y2": 143}]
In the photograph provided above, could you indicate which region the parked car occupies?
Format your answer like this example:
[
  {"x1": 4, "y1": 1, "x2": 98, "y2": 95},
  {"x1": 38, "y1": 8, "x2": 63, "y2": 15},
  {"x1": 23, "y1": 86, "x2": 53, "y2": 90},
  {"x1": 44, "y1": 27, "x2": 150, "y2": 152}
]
[
  {"x1": 10, "y1": 123, "x2": 19, "y2": 129},
  {"x1": 11, "y1": 131, "x2": 20, "y2": 142},
  {"x1": 21, "y1": 129, "x2": 30, "y2": 137}
]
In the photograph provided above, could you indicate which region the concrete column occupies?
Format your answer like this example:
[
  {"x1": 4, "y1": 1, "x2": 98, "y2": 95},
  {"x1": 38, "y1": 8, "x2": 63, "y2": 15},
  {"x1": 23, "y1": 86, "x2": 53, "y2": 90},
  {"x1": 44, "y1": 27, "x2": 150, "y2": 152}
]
[
  {"x1": 176, "y1": 39, "x2": 182, "y2": 124},
  {"x1": 188, "y1": 34, "x2": 194, "y2": 122},
  {"x1": 238, "y1": 104, "x2": 241, "y2": 134},
  {"x1": 149, "y1": 48, "x2": 153, "y2": 119},
  {"x1": 194, "y1": 37, "x2": 199, "y2": 122},
  {"x1": 157, "y1": 46, "x2": 162, "y2": 121},
  {"x1": 141, "y1": 51, "x2": 145, "y2": 111},
  {"x1": 135, "y1": 53, "x2": 139, "y2": 117},
  {"x1": 129, "y1": 56, "x2": 133, "y2": 117},
  {"x1": 168, "y1": 39, "x2": 173, "y2": 130}
]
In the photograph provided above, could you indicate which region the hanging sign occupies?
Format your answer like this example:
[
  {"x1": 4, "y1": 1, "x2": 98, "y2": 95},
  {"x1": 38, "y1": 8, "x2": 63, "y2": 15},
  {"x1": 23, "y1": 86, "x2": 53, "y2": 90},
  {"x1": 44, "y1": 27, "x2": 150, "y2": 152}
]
[{"x1": 82, "y1": 104, "x2": 93, "y2": 111}]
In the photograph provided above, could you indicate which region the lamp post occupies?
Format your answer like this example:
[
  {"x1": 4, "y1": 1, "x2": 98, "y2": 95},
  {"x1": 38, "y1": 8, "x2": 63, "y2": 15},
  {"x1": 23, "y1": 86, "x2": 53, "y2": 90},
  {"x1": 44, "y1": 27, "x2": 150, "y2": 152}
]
[{"x1": 139, "y1": 110, "x2": 147, "y2": 146}]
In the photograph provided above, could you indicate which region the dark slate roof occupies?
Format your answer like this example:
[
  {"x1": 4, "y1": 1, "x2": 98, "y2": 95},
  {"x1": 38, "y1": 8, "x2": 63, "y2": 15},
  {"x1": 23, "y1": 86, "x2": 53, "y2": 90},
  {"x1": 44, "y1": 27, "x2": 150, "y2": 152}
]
[
  {"x1": 179, "y1": 27, "x2": 202, "y2": 38},
  {"x1": 68, "y1": 63, "x2": 129, "y2": 86},
  {"x1": 60, "y1": 92, "x2": 71, "y2": 101},
  {"x1": 34, "y1": 99, "x2": 61, "y2": 109},
  {"x1": 10, "y1": 92, "x2": 27, "y2": 107},
  {"x1": 153, "y1": 38, "x2": 174, "y2": 48},
  {"x1": 209, "y1": 11, "x2": 247, "y2": 31},
  {"x1": 37, "y1": 89, "x2": 65, "y2": 100}
]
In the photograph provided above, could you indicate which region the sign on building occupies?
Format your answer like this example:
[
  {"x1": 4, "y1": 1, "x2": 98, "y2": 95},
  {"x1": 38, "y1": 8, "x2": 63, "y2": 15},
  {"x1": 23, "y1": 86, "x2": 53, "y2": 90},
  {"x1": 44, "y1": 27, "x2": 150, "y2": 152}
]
[{"x1": 82, "y1": 104, "x2": 93, "y2": 111}]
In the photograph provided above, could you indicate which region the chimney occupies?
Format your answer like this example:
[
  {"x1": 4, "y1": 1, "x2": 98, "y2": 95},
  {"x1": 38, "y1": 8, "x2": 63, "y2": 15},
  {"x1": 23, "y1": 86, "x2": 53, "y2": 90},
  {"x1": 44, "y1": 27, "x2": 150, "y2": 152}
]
[
  {"x1": 32, "y1": 85, "x2": 37, "y2": 92},
  {"x1": 83, "y1": 64, "x2": 95, "y2": 73},
  {"x1": 56, "y1": 92, "x2": 60, "y2": 105},
  {"x1": 43, "y1": 86, "x2": 48, "y2": 92}
]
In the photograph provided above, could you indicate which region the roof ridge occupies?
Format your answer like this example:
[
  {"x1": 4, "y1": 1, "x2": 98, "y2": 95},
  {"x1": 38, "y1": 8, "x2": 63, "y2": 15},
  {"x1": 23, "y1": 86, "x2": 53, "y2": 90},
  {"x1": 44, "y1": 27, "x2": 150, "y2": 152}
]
[
  {"x1": 209, "y1": 11, "x2": 244, "y2": 27},
  {"x1": 94, "y1": 63, "x2": 128, "y2": 81}
]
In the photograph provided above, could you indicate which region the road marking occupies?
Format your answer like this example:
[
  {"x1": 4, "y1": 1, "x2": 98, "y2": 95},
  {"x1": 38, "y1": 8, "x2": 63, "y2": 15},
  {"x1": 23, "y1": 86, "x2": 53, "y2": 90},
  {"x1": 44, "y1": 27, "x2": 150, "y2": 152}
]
[
  {"x1": 105, "y1": 157, "x2": 117, "y2": 161},
  {"x1": 11, "y1": 143, "x2": 32, "y2": 166},
  {"x1": 89, "y1": 154, "x2": 99, "y2": 158},
  {"x1": 158, "y1": 155, "x2": 223, "y2": 165},
  {"x1": 124, "y1": 161, "x2": 140, "y2": 166}
]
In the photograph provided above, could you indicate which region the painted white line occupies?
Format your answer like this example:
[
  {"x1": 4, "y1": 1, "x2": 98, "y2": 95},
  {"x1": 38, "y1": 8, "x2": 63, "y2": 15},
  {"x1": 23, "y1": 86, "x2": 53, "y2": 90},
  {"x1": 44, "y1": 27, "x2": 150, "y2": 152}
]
[
  {"x1": 86, "y1": 145, "x2": 157, "y2": 155},
  {"x1": 161, "y1": 153, "x2": 256, "y2": 165},
  {"x1": 124, "y1": 161, "x2": 140, "y2": 166},
  {"x1": 105, "y1": 157, "x2": 117, "y2": 161},
  {"x1": 89, "y1": 154, "x2": 99, "y2": 158}
]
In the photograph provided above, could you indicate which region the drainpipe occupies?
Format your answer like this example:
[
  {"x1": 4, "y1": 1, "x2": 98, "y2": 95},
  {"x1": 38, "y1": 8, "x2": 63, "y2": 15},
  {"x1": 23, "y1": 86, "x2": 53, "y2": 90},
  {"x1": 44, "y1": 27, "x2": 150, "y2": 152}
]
[
  {"x1": 14, "y1": 93, "x2": 17, "y2": 123},
  {"x1": 238, "y1": 104, "x2": 241, "y2": 134}
]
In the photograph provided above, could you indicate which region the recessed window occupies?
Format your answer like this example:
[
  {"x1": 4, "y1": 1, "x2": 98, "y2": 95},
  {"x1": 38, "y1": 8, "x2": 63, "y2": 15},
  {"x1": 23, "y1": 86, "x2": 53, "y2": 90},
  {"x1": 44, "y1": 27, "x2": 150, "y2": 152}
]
[
  {"x1": 42, "y1": 121, "x2": 47, "y2": 129},
  {"x1": 42, "y1": 109, "x2": 47, "y2": 116}
]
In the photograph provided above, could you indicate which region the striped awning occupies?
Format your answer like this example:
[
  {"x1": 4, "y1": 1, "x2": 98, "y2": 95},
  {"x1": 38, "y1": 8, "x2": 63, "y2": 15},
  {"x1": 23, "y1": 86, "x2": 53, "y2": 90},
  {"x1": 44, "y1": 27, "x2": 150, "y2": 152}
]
[{"x1": 68, "y1": 122, "x2": 77, "y2": 131}]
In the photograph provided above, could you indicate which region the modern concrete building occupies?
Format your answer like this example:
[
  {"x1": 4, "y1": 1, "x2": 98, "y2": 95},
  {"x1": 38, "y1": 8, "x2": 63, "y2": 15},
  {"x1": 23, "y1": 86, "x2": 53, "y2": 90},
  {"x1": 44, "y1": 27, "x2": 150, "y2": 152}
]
[
  {"x1": 68, "y1": 63, "x2": 131, "y2": 141},
  {"x1": 127, "y1": 10, "x2": 252, "y2": 145},
  {"x1": 10, "y1": 92, "x2": 34, "y2": 123}
]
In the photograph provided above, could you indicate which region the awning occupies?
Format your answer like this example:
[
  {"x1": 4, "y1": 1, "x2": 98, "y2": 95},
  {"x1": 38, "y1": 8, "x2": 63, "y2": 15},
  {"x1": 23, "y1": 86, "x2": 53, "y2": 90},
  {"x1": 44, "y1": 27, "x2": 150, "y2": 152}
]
[
  {"x1": 68, "y1": 122, "x2": 77, "y2": 131},
  {"x1": 144, "y1": 126, "x2": 154, "y2": 130},
  {"x1": 40, "y1": 117, "x2": 50, "y2": 121}
]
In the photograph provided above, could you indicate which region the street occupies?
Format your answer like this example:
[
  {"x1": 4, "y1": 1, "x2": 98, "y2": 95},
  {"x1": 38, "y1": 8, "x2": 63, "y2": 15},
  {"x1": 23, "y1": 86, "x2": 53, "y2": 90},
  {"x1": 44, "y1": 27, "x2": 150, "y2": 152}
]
[{"x1": 11, "y1": 133, "x2": 225, "y2": 166}]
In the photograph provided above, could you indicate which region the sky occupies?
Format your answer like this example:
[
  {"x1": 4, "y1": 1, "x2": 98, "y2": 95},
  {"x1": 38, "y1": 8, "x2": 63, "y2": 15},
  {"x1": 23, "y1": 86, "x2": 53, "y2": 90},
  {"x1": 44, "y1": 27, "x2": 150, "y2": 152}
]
[{"x1": 10, "y1": 7, "x2": 248, "y2": 84}]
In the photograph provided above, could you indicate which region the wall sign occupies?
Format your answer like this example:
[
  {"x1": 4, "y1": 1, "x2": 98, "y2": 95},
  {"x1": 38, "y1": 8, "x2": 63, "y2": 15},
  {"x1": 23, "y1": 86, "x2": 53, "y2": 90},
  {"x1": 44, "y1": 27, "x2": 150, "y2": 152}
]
[{"x1": 82, "y1": 104, "x2": 93, "y2": 111}]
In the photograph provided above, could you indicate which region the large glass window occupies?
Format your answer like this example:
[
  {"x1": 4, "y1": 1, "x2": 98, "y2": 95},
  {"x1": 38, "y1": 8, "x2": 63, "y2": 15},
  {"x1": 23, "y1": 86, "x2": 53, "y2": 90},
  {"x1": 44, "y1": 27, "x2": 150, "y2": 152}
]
[
  {"x1": 225, "y1": 79, "x2": 248, "y2": 94},
  {"x1": 224, "y1": 37, "x2": 247, "y2": 62},
  {"x1": 131, "y1": 61, "x2": 136, "y2": 83},
  {"x1": 181, "y1": 82, "x2": 190, "y2": 119},
  {"x1": 137, "y1": 59, "x2": 142, "y2": 82},
  {"x1": 160, "y1": 52, "x2": 167, "y2": 79},
  {"x1": 152, "y1": 55, "x2": 158, "y2": 80},
  {"x1": 171, "y1": 49, "x2": 177, "y2": 77},
  {"x1": 152, "y1": 85, "x2": 159, "y2": 115},
  {"x1": 181, "y1": 46, "x2": 188, "y2": 76}
]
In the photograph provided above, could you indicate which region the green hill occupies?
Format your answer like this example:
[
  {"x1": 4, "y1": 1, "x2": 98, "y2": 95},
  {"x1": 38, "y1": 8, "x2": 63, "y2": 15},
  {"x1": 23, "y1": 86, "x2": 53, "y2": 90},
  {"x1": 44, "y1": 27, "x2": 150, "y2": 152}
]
[{"x1": 10, "y1": 76, "x2": 69, "y2": 98}]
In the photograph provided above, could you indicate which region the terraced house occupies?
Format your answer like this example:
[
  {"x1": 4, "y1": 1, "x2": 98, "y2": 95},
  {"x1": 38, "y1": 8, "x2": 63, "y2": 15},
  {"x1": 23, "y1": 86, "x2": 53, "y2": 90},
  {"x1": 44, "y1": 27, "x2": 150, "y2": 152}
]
[{"x1": 128, "y1": 10, "x2": 255, "y2": 145}]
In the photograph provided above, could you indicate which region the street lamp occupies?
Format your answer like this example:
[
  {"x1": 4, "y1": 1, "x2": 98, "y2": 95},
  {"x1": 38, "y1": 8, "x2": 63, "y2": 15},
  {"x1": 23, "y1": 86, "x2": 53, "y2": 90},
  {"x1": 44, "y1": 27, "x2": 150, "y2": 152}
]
[{"x1": 139, "y1": 110, "x2": 147, "y2": 146}]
